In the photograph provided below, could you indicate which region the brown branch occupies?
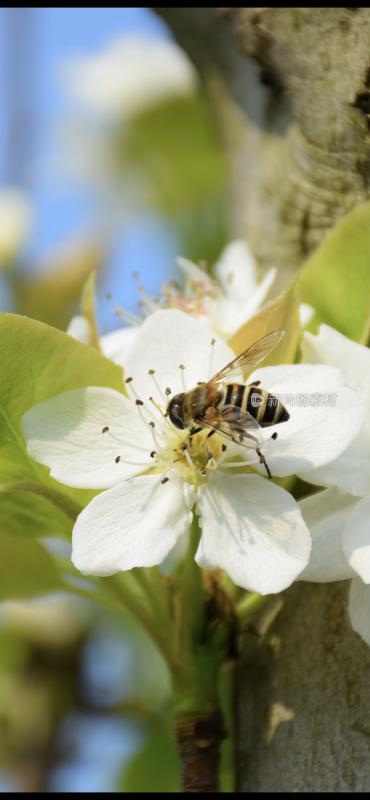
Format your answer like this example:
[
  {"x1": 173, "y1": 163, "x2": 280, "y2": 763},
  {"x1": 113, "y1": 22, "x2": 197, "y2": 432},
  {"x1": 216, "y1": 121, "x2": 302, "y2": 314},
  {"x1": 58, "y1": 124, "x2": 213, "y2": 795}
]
[{"x1": 175, "y1": 709, "x2": 227, "y2": 793}]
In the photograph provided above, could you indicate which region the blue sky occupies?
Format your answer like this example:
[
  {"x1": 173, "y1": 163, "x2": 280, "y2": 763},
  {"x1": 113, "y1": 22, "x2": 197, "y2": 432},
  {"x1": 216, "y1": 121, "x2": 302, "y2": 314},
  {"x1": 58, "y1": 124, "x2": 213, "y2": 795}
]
[{"x1": 0, "y1": 8, "x2": 181, "y2": 331}]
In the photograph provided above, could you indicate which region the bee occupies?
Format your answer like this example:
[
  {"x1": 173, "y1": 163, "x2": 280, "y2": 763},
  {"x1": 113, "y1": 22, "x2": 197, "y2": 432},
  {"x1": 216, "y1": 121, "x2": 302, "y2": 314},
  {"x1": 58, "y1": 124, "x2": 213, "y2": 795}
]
[{"x1": 167, "y1": 330, "x2": 289, "y2": 479}]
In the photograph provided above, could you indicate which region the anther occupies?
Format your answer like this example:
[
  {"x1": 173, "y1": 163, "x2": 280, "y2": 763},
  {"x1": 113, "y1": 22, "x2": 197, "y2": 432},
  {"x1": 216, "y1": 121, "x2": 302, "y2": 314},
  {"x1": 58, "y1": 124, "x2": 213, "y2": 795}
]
[
  {"x1": 150, "y1": 451, "x2": 156, "y2": 458},
  {"x1": 125, "y1": 377, "x2": 133, "y2": 384},
  {"x1": 222, "y1": 444, "x2": 227, "y2": 452},
  {"x1": 161, "y1": 477, "x2": 169, "y2": 484},
  {"x1": 135, "y1": 399, "x2": 144, "y2": 406},
  {"x1": 102, "y1": 426, "x2": 109, "y2": 434},
  {"x1": 271, "y1": 432, "x2": 278, "y2": 440},
  {"x1": 149, "y1": 421, "x2": 155, "y2": 428},
  {"x1": 179, "y1": 364, "x2": 185, "y2": 370},
  {"x1": 197, "y1": 381, "x2": 205, "y2": 385},
  {"x1": 211, "y1": 338, "x2": 216, "y2": 346},
  {"x1": 165, "y1": 387, "x2": 171, "y2": 396},
  {"x1": 180, "y1": 442, "x2": 188, "y2": 451},
  {"x1": 148, "y1": 369, "x2": 155, "y2": 375},
  {"x1": 115, "y1": 456, "x2": 121, "y2": 463}
]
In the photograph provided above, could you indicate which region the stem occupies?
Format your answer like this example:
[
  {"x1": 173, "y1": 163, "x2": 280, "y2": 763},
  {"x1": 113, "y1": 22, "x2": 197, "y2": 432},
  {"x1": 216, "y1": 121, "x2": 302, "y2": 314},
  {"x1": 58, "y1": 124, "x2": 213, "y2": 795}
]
[
  {"x1": 131, "y1": 566, "x2": 173, "y2": 639},
  {"x1": 102, "y1": 573, "x2": 177, "y2": 670},
  {"x1": 236, "y1": 591, "x2": 269, "y2": 626},
  {"x1": 173, "y1": 513, "x2": 227, "y2": 792},
  {"x1": 175, "y1": 708, "x2": 226, "y2": 793},
  {"x1": 62, "y1": 579, "x2": 128, "y2": 616},
  {"x1": 176, "y1": 513, "x2": 204, "y2": 659}
]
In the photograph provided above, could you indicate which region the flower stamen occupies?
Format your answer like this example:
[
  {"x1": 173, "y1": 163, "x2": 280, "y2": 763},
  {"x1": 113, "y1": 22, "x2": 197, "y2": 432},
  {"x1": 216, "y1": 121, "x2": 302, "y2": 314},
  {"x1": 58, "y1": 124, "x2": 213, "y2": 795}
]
[
  {"x1": 179, "y1": 364, "x2": 186, "y2": 393},
  {"x1": 148, "y1": 370, "x2": 168, "y2": 405},
  {"x1": 208, "y1": 338, "x2": 216, "y2": 380}
]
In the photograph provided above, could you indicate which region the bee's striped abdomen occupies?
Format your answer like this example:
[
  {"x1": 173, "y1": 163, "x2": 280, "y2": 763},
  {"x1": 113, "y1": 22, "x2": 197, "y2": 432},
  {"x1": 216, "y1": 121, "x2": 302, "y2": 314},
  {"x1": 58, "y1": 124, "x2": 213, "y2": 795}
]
[{"x1": 222, "y1": 383, "x2": 289, "y2": 427}]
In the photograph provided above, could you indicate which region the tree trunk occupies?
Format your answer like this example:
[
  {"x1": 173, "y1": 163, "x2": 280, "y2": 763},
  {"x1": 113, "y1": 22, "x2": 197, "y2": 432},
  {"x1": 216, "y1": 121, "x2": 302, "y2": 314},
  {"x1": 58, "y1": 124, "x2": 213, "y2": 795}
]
[
  {"x1": 154, "y1": 8, "x2": 370, "y2": 790},
  {"x1": 236, "y1": 581, "x2": 370, "y2": 792},
  {"x1": 155, "y1": 8, "x2": 370, "y2": 292}
]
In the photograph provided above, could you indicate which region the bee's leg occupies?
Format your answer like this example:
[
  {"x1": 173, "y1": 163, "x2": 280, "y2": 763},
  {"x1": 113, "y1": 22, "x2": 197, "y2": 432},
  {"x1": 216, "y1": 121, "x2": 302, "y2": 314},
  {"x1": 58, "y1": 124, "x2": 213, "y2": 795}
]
[
  {"x1": 204, "y1": 429, "x2": 216, "y2": 461},
  {"x1": 256, "y1": 447, "x2": 273, "y2": 480},
  {"x1": 248, "y1": 379, "x2": 261, "y2": 387}
]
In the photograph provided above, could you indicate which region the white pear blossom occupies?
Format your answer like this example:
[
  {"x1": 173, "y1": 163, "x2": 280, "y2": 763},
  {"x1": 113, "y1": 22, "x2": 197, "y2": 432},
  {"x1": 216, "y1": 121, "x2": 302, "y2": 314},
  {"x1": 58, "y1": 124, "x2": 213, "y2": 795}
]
[
  {"x1": 22, "y1": 311, "x2": 365, "y2": 594},
  {"x1": 299, "y1": 324, "x2": 370, "y2": 496},
  {"x1": 296, "y1": 324, "x2": 370, "y2": 646},
  {"x1": 67, "y1": 240, "x2": 311, "y2": 366},
  {"x1": 298, "y1": 486, "x2": 370, "y2": 646},
  {"x1": 177, "y1": 240, "x2": 277, "y2": 337},
  {"x1": 67, "y1": 240, "x2": 277, "y2": 359}
]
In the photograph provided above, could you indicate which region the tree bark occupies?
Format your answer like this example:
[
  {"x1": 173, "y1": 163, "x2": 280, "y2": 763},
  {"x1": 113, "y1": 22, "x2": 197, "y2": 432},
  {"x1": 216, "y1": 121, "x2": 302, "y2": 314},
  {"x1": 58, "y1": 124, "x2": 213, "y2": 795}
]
[
  {"x1": 154, "y1": 8, "x2": 370, "y2": 790},
  {"x1": 155, "y1": 8, "x2": 370, "y2": 291},
  {"x1": 236, "y1": 581, "x2": 370, "y2": 792}
]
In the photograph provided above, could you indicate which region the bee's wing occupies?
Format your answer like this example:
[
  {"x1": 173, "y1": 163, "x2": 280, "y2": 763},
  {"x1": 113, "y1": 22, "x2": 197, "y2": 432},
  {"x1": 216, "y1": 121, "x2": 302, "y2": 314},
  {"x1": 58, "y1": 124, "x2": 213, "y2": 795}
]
[
  {"x1": 211, "y1": 330, "x2": 285, "y2": 384},
  {"x1": 200, "y1": 407, "x2": 262, "y2": 450}
]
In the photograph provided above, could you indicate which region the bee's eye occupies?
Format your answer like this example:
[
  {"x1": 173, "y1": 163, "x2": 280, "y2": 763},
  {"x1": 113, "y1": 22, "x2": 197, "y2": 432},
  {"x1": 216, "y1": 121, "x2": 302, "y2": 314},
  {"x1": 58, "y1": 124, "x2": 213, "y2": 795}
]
[{"x1": 168, "y1": 395, "x2": 185, "y2": 429}]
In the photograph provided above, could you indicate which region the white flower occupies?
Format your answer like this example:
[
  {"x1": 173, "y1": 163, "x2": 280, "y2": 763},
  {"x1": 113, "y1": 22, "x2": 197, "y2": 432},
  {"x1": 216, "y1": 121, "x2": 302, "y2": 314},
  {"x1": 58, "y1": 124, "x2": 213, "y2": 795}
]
[
  {"x1": 177, "y1": 240, "x2": 277, "y2": 337},
  {"x1": 299, "y1": 324, "x2": 370, "y2": 496},
  {"x1": 296, "y1": 324, "x2": 370, "y2": 646},
  {"x1": 62, "y1": 37, "x2": 197, "y2": 120},
  {"x1": 298, "y1": 487, "x2": 370, "y2": 646},
  {"x1": 0, "y1": 187, "x2": 32, "y2": 265},
  {"x1": 22, "y1": 311, "x2": 364, "y2": 594}
]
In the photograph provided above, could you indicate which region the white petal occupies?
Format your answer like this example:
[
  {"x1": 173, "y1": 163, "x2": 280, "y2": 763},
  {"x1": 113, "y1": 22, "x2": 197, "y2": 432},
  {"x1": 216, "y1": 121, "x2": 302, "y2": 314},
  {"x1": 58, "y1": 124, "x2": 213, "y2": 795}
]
[
  {"x1": 302, "y1": 324, "x2": 370, "y2": 400},
  {"x1": 253, "y1": 363, "x2": 344, "y2": 388},
  {"x1": 298, "y1": 488, "x2": 357, "y2": 581},
  {"x1": 123, "y1": 309, "x2": 235, "y2": 402},
  {"x1": 300, "y1": 303, "x2": 315, "y2": 327},
  {"x1": 214, "y1": 240, "x2": 257, "y2": 302},
  {"x1": 101, "y1": 326, "x2": 140, "y2": 367},
  {"x1": 348, "y1": 577, "x2": 370, "y2": 646},
  {"x1": 218, "y1": 268, "x2": 277, "y2": 335},
  {"x1": 245, "y1": 375, "x2": 366, "y2": 478},
  {"x1": 298, "y1": 435, "x2": 370, "y2": 497},
  {"x1": 177, "y1": 256, "x2": 212, "y2": 285},
  {"x1": 195, "y1": 472, "x2": 311, "y2": 594},
  {"x1": 21, "y1": 386, "x2": 153, "y2": 489},
  {"x1": 72, "y1": 474, "x2": 195, "y2": 575},
  {"x1": 342, "y1": 496, "x2": 370, "y2": 582},
  {"x1": 67, "y1": 315, "x2": 92, "y2": 345}
]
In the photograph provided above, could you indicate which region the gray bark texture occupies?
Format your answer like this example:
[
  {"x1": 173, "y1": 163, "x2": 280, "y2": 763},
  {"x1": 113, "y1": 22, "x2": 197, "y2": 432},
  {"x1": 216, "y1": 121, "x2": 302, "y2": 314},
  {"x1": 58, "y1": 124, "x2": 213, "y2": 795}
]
[
  {"x1": 155, "y1": 7, "x2": 370, "y2": 291},
  {"x1": 154, "y1": 8, "x2": 370, "y2": 792},
  {"x1": 236, "y1": 581, "x2": 370, "y2": 792}
]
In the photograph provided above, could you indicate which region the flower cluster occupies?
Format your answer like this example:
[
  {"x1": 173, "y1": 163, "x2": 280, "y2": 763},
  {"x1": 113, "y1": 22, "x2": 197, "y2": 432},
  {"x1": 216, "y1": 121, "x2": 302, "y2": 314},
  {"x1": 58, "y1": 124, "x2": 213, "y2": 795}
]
[
  {"x1": 22, "y1": 310, "x2": 365, "y2": 597},
  {"x1": 295, "y1": 324, "x2": 370, "y2": 645}
]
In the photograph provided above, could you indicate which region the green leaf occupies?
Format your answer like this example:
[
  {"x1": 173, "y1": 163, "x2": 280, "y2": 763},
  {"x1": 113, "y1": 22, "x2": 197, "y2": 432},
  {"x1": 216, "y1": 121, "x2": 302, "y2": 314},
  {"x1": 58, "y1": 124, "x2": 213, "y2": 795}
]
[
  {"x1": 299, "y1": 202, "x2": 370, "y2": 342},
  {"x1": 227, "y1": 278, "x2": 301, "y2": 369},
  {"x1": 0, "y1": 536, "x2": 63, "y2": 600},
  {"x1": 0, "y1": 483, "x2": 80, "y2": 539},
  {"x1": 122, "y1": 717, "x2": 180, "y2": 793},
  {"x1": 0, "y1": 313, "x2": 124, "y2": 502}
]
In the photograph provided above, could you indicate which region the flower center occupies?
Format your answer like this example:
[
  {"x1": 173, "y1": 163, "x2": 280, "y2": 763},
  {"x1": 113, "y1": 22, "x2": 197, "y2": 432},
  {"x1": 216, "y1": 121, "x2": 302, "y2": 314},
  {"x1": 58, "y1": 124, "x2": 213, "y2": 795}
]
[{"x1": 104, "y1": 365, "x2": 262, "y2": 490}]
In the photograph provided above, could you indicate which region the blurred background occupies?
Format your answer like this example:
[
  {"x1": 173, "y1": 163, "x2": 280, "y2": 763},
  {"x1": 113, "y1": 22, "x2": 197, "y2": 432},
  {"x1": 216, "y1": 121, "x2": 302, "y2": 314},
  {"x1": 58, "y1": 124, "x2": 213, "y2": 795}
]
[
  {"x1": 0, "y1": 7, "x2": 228, "y2": 333},
  {"x1": 0, "y1": 7, "x2": 232, "y2": 792}
]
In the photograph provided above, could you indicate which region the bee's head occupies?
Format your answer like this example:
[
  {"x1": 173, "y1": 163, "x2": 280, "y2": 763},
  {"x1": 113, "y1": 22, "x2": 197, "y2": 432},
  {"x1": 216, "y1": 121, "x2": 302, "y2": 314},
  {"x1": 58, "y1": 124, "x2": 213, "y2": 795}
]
[{"x1": 168, "y1": 393, "x2": 186, "y2": 429}]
